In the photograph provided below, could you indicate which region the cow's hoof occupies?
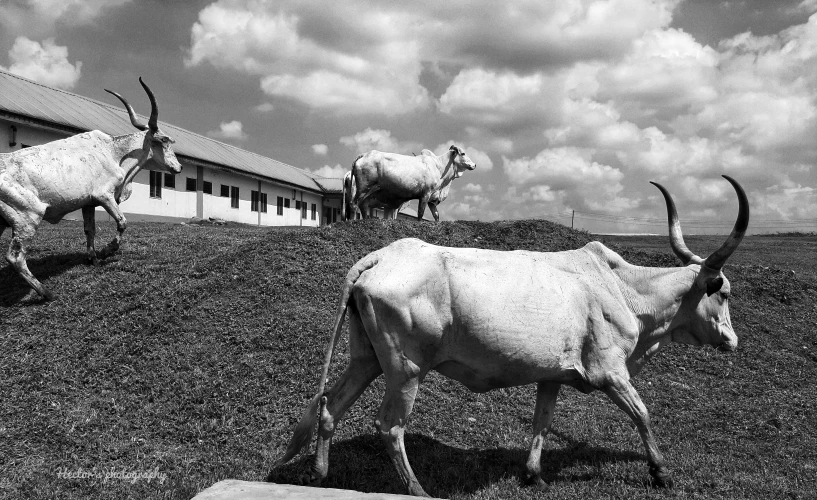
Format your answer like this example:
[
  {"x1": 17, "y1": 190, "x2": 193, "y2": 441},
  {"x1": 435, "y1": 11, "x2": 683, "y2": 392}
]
[
  {"x1": 298, "y1": 454, "x2": 322, "y2": 487},
  {"x1": 649, "y1": 466, "x2": 674, "y2": 488},
  {"x1": 22, "y1": 288, "x2": 53, "y2": 303},
  {"x1": 298, "y1": 473, "x2": 321, "y2": 487},
  {"x1": 522, "y1": 469, "x2": 547, "y2": 489}
]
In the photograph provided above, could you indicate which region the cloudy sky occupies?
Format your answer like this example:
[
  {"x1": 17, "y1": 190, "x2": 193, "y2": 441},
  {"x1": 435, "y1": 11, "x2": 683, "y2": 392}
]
[{"x1": 1, "y1": 0, "x2": 815, "y2": 233}]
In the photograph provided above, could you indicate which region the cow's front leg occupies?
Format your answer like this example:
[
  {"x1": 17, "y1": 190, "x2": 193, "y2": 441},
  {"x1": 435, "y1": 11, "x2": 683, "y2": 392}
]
[
  {"x1": 416, "y1": 199, "x2": 428, "y2": 221},
  {"x1": 524, "y1": 381, "x2": 560, "y2": 488},
  {"x1": 427, "y1": 203, "x2": 440, "y2": 222},
  {"x1": 81, "y1": 206, "x2": 98, "y2": 265},
  {"x1": 96, "y1": 197, "x2": 127, "y2": 260},
  {"x1": 602, "y1": 374, "x2": 673, "y2": 488}
]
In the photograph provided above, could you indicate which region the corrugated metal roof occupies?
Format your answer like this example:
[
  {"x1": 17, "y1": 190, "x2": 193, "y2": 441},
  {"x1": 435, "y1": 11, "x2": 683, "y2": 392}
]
[
  {"x1": 311, "y1": 175, "x2": 343, "y2": 194},
  {"x1": 0, "y1": 69, "x2": 338, "y2": 194}
]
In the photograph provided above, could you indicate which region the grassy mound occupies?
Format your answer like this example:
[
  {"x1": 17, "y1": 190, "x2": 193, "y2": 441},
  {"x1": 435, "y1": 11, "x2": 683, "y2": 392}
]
[{"x1": 0, "y1": 219, "x2": 814, "y2": 499}]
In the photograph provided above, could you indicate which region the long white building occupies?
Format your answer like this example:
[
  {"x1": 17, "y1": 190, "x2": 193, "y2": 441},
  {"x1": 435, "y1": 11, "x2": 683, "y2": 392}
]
[{"x1": 0, "y1": 70, "x2": 423, "y2": 226}]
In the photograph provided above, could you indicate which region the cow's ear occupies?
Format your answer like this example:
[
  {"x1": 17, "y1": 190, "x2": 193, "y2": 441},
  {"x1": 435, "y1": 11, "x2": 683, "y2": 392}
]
[
  {"x1": 449, "y1": 144, "x2": 457, "y2": 152},
  {"x1": 705, "y1": 276, "x2": 724, "y2": 296}
]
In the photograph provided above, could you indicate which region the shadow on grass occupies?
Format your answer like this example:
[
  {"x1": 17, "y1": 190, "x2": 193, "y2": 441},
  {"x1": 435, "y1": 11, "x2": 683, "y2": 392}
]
[
  {"x1": 0, "y1": 252, "x2": 89, "y2": 306},
  {"x1": 269, "y1": 431, "x2": 645, "y2": 497}
]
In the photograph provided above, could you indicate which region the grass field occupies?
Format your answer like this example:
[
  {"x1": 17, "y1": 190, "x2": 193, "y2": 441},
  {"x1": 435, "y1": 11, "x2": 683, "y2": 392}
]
[{"x1": 1, "y1": 219, "x2": 815, "y2": 499}]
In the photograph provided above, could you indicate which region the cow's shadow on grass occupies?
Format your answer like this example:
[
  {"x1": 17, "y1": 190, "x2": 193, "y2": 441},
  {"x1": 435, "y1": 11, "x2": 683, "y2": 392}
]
[
  {"x1": 0, "y1": 252, "x2": 94, "y2": 306},
  {"x1": 269, "y1": 430, "x2": 645, "y2": 497}
]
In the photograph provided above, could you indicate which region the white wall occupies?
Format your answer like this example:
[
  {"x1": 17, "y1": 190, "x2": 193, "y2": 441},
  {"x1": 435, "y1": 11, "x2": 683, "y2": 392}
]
[
  {"x1": 0, "y1": 119, "x2": 70, "y2": 153},
  {"x1": 118, "y1": 167, "x2": 197, "y2": 220}
]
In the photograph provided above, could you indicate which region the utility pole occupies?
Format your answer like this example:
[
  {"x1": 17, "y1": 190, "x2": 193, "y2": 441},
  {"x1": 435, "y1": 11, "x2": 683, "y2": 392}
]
[{"x1": 571, "y1": 210, "x2": 575, "y2": 229}]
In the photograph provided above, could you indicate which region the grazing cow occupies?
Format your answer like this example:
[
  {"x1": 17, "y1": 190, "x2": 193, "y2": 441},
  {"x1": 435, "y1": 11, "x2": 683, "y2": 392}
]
[
  {"x1": 344, "y1": 145, "x2": 476, "y2": 222},
  {"x1": 275, "y1": 176, "x2": 749, "y2": 497},
  {"x1": 0, "y1": 78, "x2": 182, "y2": 300}
]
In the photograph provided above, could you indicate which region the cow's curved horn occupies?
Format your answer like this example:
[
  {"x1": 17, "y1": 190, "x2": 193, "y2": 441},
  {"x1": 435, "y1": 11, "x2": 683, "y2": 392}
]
[
  {"x1": 139, "y1": 77, "x2": 159, "y2": 133},
  {"x1": 702, "y1": 175, "x2": 749, "y2": 271},
  {"x1": 105, "y1": 89, "x2": 148, "y2": 131},
  {"x1": 650, "y1": 181, "x2": 700, "y2": 265}
]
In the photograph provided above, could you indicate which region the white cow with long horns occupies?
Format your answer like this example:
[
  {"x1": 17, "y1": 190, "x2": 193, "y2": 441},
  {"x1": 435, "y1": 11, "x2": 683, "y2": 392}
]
[
  {"x1": 0, "y1": 78, "x2": 182, "y2": 300},
  {"x1": 275, "y1": 176, "x2": 749, "y2": 497}
]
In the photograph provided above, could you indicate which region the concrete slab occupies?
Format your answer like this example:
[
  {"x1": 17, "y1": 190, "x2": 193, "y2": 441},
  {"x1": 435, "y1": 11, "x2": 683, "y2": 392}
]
[{"x1": 191, "y1": 479, "x2": 440, "y2": 499}]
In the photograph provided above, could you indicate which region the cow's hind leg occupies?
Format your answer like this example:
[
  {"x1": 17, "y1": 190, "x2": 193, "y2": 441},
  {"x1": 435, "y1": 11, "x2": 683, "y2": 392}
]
[
  {"x1": 81, "y1": 206, "x2": 98, "y2": 265},
  {"x1": 524, "y1": 381, "x2": 560, "y2": 487},
  {"x1": 306, "y1": 309, "x2": 383, "y2": 485},
  {"x1": 4, "y1": 218, "x2": 52, "y2": 300},
  {"x1": 602, "y1": 374, "x2": 673, "y2": 488},
  {"x1": 96, "y1": 196, "x2": 127, "y2": 259}
]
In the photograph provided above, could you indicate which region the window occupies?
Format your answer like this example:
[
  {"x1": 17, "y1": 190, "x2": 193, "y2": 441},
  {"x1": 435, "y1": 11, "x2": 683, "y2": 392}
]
[
  {"x1": 301, "y1": 201, "x2": 307, "y2": 219},
  {"x1": 277, "y1": 196, "x2": 284, "y2": 216},
  {"x1": 251, "y1": 190, "x2": 259, "y2": 212},
  {"x1": 203, "y1": 181, "x2": 212, "y2": 194},
  {"x1": 284, "y1": 198, "x2": 290, "y2": 209},
  {"x1": 164, "y1": 173, "x2": 175, "y2": 188},
  {"x1": 230, "y1": 186, "x2": 239, "y2": 209},
  {"x1": 186, "y1": 177, "x2": 197, "y2": 191},
  {"x1": 149, "y1": 171, "x2": 162, "y2": 198},
  {"x1": 311, "y1": 203, "x2": 317, "y2": 220},
  {"x1": 220, "y1": 185, "x2": 230, "y2": 197},
  {"x1": 295, "y1": 200, "x2": 301, "y2": 210},
  {"x1": 260, "y1": 193, "x2": 268, "y2": 213}
]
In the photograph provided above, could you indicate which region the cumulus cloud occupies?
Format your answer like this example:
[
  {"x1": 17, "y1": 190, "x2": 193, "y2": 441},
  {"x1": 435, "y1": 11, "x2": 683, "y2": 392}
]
[
  {"x1": 1, "y1": 37, "x2": 81, "y2": 89},
  {"x1": 207, "y1": 120, "x2": 248, "y2": 141},
  {"x1": 311, "y1": 144, "x2": 328, "y2": 155},
  {"x1": 184, "y1": 0, "x2": 679, "y2": 116},
  {"x1": 0, "y1": 0, "x2": 132, "y2": 38},
  {"x1": 254, "y1": 102, "x2": 274, "y2": 113},
  {"x1": 460, "y1": 183, "x2": 483, "y2": 194},
  {"x1": 339, "y1": 128, "x2": 423, "y2": 155},
  {"x1": 186, "y1": 1, "x2": 429, "y2": 115},
  {"x1": 309, "y1": 164, "x2": 346, "y2": 178},
  {"x1": 503, "y1": 147, "x2": 636, "y2": 212}
]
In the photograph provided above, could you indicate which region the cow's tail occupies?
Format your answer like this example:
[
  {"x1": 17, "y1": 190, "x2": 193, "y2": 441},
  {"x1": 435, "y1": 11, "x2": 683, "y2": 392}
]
[{"x1": 274, "y1": 253, "x2": 380, "y2": 467}]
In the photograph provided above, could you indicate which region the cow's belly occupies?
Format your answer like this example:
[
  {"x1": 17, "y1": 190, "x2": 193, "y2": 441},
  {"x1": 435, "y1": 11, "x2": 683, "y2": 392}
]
[{"x1": 432, "y1": 312, "x2": 587, "y2": 391}]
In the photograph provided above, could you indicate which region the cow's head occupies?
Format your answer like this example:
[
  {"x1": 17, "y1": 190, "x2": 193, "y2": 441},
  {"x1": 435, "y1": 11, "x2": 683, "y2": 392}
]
[
  {"x1": 106, "y1": 78, "x2": 183, "y2": 174},
  {"x1": 449, "y1": 145, "x2": 476, "y2": 178},
  {"x1": 652, "y1": 175, "x2": 749, "y2": 352}
]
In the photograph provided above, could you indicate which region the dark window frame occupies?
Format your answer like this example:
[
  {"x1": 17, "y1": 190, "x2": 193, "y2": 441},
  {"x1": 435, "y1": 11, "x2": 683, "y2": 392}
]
[
  {"x1": 251, "y1": 190, "x2": 259, "y2": 212},
  {"x1": 164, "y1": 173, "x2": 176, "y2": 188},
  {"x1": 277, "y1": 196, "x2": 284, "y2": 216},
  {"x1": 311, "y1": 203, "x2": 317, "y2": 220},
  {"x1": 149, "y1": 171, "x2": 162, "y2": 199},
  {"x1": 220, "y1": 185, "x2": 230, "y2": 197},
  {"x1": 260, "y1": 193, "x2": 268, "y2": 213},
  {"x1": 203, "y1": 181, "x2": 212, "y2": 195},
  {"x1": 230, "y1": 186, "x2": 239, "y2": 209},
  {"x1": 186, "y1": 177, "x2": 197, "y2": 191}
]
